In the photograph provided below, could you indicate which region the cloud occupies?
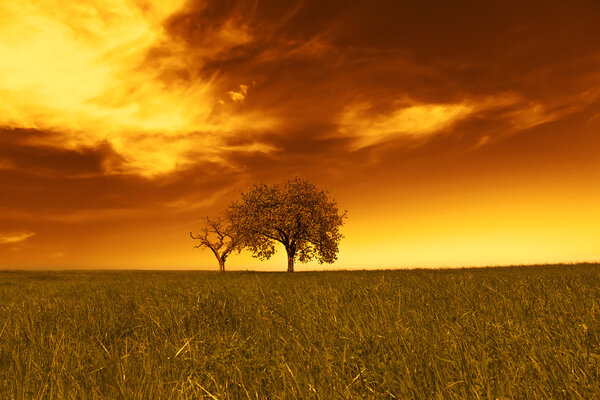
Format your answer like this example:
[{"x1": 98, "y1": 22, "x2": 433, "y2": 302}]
[
  {"x1": 339, "y1": 101, "x2": 474, "y2": 149},
  {"x1": 0, "y1": 0, "x2": 276, "y2": 176},
  {"x1": 0, "y1": 232, "x2": 35, "y2": 244},
  {"x1": 227, "y1": 84, "x2": 249, "y2": 103},
  {"x1": 3, "y1": 0, "x2": 598, "y2": 179},
  {"x1": 337, "y1": 88, "x2": 600, "y2": 151},
  {"x1": 0, "y1": 128, "x2": 123, "y2": 177}
]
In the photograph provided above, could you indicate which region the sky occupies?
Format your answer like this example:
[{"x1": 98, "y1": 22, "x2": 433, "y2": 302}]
[{"x1": 1, "y1": 0, "x2": 600, "y2": 270}]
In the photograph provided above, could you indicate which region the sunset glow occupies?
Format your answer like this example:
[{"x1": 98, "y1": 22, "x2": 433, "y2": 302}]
[{"x1": 1, "y1": 0, "x2": 600, "y2": 269}]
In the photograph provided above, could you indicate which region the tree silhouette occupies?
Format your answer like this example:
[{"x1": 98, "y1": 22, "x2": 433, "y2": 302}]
[
  {"x1": 190, "y1": 215, "x2": 239, "y2": 272},
  {"x1": 229, "y1": 177, "x2": 346, "y2": 272}
]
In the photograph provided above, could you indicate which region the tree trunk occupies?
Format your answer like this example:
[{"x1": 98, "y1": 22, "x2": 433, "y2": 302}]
[
  {"x1": 218, "y1": 258, "x2": 225, "y2": 273},
  {"x1": 287, "y1": 252, "x2": 295, "y2": 272}
]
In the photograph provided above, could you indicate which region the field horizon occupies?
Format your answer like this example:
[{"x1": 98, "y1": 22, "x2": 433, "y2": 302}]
[
  {"x1": 1, "y1": 264, "x2": 599, "y2": 399},
  {"x1": 2, "y1": 261, "x2": 598, "y2": 273}
]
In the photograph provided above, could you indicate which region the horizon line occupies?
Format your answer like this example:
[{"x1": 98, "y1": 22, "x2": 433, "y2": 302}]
[{"x1": 1, "y1": 261, "x2": 598, "y2": 273}]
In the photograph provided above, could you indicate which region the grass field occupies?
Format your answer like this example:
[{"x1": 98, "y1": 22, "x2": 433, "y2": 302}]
[{"x1": 0, "y1": 265, "x2": 599, "y2": 399}]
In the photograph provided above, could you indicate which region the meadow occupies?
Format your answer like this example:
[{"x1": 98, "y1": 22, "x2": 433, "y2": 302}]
[{"x1": 0, "y1": 264, "x2": 598, "y2": 399}]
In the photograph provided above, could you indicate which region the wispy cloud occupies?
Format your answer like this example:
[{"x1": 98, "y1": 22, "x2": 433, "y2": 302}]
[
  {"x1": 0, "y1": 232, "x2": 35, "y2": 244},
  {"x1": 339, "y1": 101, "x2": 474, "y2": 149}
]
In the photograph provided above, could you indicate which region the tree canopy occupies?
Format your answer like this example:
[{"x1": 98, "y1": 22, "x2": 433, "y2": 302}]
[{"x1": 229, "y1": 177, "x2": 346, "y2": 272}]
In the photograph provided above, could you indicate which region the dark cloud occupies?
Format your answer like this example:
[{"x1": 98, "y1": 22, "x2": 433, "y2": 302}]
[
  {"x1": 158, "y1": 0, "x2": 600, "y2": 169},
  {"x1": 0, "y1": 127, "x2": 245, "y2": 221},
  {"x1": 0, "y1": 128, "x2": 124, "y2": 178}
]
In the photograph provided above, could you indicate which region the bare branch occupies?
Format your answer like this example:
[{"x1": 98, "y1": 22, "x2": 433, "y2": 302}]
[{"x1": 190, "y1": 215, "x2": 239, "y2": 272}]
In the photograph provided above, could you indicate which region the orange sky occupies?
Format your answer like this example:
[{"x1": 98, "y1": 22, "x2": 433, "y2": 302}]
[{"x1": 1, "y1": 0, "x2": 600, "y2": 270}]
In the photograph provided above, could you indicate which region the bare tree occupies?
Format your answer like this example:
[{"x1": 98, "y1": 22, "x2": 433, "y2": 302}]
[
  {"x1": 229, "y1": 177, "x2": 346, "y2": 272},
  {"x1": 190, "y1": 215, "x2": 239, "y2": 272}
]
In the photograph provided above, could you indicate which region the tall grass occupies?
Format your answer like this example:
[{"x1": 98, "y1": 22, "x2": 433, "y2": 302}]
[{"x1": 0, "y1": 265, "x2": 598, "y2": 399}]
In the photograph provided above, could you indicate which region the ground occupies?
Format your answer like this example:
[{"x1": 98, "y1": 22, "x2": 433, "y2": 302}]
[{"x1": 0, "y1": 264, "x2": 598, "y2": 399}]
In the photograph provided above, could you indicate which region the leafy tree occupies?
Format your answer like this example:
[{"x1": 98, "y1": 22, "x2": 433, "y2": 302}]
[
  {"x1": 229, "y1": 177, "x2": 346, "y2": 272},
  {"x1": 190, "y1": 215, "x2": 239, "y2": 272}
]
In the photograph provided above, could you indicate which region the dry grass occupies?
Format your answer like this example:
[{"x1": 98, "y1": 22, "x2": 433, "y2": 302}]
[{"x1": 0, "y1": 264, "x2": 599, "y2": 399}]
